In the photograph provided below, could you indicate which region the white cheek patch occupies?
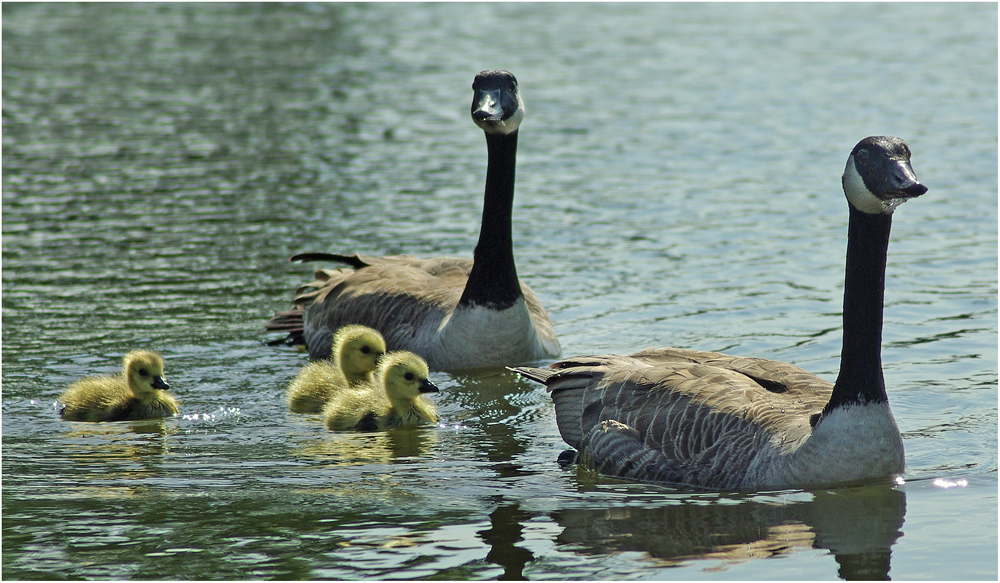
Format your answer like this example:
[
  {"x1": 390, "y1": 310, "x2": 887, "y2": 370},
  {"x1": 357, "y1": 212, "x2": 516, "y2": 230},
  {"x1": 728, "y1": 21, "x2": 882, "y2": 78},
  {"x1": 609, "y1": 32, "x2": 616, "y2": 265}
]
[
  {"x1": 478, "y1": 107, "x2": 524, "y2": 136},
  {"x1": 843, "y1": 155, "x2": 890, "y2": 214}
]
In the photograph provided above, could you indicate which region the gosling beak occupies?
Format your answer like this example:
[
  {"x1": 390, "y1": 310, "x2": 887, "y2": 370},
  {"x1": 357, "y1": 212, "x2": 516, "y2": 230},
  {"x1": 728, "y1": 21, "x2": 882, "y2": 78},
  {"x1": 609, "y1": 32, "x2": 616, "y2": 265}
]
[
  {"x1": 419, "y1": 378, "x2": 439, "y2": 394},
  {"x1": 152, "y1": 375, "x2": 170, "y2": 390}
]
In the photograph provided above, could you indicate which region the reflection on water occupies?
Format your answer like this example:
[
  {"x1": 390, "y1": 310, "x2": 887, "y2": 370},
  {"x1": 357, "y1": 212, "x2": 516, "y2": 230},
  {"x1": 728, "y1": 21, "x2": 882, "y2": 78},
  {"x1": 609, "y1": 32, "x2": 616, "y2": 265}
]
[
  {"x1": 446, "y1": 371, "x2": 539, "y2": 476},
  {"x1": 554, "y1": 485, "x2": 905, "y2": 580},
  {"x1": 32, "y1": 421, "x2": 174, "y2": 500},
  {"x1": 479, "y1": 503, "x2": 535, "y2": 581},
  {"x1": 290, "y1": 426, "x2": 437, "y2": 467}
]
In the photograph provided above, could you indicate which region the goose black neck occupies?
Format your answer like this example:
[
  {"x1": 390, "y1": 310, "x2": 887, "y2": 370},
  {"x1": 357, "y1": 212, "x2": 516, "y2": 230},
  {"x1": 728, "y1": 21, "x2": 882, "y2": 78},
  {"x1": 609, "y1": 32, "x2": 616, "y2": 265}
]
[
  {"x1": 459, "y1": 130, "x2": 523, "y2": 309},
  {"x1": 825, "y1": 206, "x2": 892, "y2": 412}
]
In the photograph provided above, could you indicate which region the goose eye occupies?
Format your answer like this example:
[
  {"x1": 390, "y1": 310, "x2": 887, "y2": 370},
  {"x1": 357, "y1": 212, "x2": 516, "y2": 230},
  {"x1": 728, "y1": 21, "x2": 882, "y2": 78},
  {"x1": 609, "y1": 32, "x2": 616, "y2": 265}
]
[
  {"x1": 404, "y1": 372, "x2": 415, "y2": 381},
  {"x1": 138, "y1": 368, "x2": 149, "y2": 377},
  {"x1": 857, "y1": 149, "x2": 870, "y2": 160},
  {"x1": 361, "y1": 346, "x2": 371, "y2": 354}
]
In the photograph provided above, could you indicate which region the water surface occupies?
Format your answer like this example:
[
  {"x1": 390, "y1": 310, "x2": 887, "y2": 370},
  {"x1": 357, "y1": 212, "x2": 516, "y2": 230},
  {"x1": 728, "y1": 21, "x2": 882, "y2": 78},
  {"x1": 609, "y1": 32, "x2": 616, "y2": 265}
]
[{"x1": 3, "y1": 3, "x2": 997, "y2": 580}]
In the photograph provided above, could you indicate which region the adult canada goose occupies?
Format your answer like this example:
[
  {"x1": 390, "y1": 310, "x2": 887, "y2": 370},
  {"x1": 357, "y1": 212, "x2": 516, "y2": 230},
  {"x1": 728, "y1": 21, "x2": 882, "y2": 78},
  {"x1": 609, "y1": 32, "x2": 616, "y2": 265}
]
[
  {"x1": 286, "y1": 325, "x2": 386, "y2": 413},
  {"x1": 267, "y1": 70, "x2": 560, "y2": 371},
  {"x1": 511, "y1": 136, "x2": 927, "y2": 490},
  {"x1": 323, "y1": 351, "x2": 440, "y2": 431},
  {"x1": 58, "y1": 350, "x2": 180, "y2": 422}
]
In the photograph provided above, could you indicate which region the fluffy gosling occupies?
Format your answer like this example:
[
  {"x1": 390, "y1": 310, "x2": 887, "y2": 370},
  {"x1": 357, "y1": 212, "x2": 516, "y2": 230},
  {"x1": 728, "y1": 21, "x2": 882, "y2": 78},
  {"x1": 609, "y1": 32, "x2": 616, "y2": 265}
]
[
  {"x1": 323, "y1": 351, "x2": 439, "y2": 431},
  {"x1": 58, "y1": 350, "x2": 179, "y2": 422},
  {"x1": 286, "y1": 325, "x2": 386, "y2": 413}
]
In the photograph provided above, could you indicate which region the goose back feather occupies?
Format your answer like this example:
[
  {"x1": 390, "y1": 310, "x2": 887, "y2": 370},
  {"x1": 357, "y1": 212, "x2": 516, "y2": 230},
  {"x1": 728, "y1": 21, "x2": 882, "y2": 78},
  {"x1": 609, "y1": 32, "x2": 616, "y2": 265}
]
[{"x1": 517, "y1": 348, "x2": 836, "y2": 489}]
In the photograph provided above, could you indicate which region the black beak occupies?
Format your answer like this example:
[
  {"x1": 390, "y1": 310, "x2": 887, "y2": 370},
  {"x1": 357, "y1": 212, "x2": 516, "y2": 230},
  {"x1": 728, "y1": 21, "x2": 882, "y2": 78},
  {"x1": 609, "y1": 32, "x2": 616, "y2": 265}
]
[
  {"x1": 152, "y1": 376, "x2": 170, "y2": 390},
  {"x1": 471, "y1": 89, "x2": 504, "y2": 123},
  {"x1": 901, "y1": 181, "x2": 928, "y2": 197},
  {"x1": 419, "y1": 378, "x2": 439, "y2": 393},
  {"x1": 888, "y1": 160, "x2": 927, "y2": 199}
]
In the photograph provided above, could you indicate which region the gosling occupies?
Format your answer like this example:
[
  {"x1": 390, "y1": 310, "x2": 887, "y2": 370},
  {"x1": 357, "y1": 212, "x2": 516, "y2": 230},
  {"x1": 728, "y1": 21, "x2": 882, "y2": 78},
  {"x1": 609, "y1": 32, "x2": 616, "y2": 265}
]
[
  {"x1": 286, "y1": 325, "x2": 386, "y2": 413},
  {"x1": 58, "y1": 350, "x2": 179, "y2": 422},
  {"x1": 323, "y1": 351, "x2": 439, "y2": 431}
]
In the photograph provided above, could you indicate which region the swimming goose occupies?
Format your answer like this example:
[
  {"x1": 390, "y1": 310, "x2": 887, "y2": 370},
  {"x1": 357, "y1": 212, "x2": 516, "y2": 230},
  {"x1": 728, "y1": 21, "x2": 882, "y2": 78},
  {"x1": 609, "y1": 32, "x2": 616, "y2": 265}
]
[
  {"x1": 286, "y1": 324, "x2": 386, "y2": 413},
  {"x1": 511, "y1": 136, "x2": 927, "y2": 490},
  {"x1": 267, "y1": 70, "x2": 560, "y2": 371},
  {"x1": 323, "y1": 351, "x2": 439, "y2": 431},
  {"x1": 58, "y1": 350, "x2": 180, "y2": 422}
]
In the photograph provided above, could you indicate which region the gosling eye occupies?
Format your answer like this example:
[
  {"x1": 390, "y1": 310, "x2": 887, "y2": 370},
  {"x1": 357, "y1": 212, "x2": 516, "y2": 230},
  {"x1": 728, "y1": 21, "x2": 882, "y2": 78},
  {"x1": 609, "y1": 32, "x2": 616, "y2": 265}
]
[
  {"x1": 138, "y1": 368, "x2": 150, "y2": 377},
  {"x1": 361, "y1": 346, "x2": 371, "y2": 355},
  {"x1": 404, "y1": 372, "x2": 415, "y2": 381}
]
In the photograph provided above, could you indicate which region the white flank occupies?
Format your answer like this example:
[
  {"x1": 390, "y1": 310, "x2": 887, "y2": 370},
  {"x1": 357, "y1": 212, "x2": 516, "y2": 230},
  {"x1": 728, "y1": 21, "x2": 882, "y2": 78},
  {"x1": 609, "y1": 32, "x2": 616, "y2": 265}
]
[
  {"x1": 771, "y1": 401, "x2": 905, "y2": 487},
  {"x1": 421, "y1": 297, "x2": 551, "y2": 370}
]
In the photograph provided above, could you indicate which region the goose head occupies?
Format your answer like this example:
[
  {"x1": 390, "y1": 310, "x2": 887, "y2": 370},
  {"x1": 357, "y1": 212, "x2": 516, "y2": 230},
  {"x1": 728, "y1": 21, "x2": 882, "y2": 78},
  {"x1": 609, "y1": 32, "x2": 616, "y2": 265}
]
[
  {"x1": 379, "y1": 351, "x2": 439, "y2": 404},
  {"x1": 123, "y1": 350, "x2": 169, "y2": 398},
  {"x1": 471, "y1": 70, "x2": 524, "y2": 136},
  {"x1": 333, "y1": 325, "x2": 386, "y2": 381},
  {"x1": 842, "y1": 136, "x2": 928, "y2": 214}
]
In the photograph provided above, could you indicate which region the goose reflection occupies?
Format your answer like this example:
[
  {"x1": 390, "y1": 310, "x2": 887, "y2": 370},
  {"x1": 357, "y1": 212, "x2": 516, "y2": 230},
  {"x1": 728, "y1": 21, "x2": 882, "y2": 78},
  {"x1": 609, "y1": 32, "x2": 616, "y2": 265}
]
[
  {"x1": 477, "y1": 501, "x2": 535, "y2": 581},
  {"x1": 552, "y1": 483, "x2": 905, "y2": 580}
]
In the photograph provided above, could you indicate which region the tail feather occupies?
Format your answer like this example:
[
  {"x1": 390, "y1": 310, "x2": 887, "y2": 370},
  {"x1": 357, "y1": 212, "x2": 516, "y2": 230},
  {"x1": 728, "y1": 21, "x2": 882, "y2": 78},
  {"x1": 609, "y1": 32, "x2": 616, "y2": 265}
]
[
  {"x1": 509, "y1": 365, "x2": 588, "y2": 461},
  {"x1": 290, "y1": 252, "x2": 367, "y2": 268},
  {"x1": 267, "y1": 252, "x2": 366, "y2": 348},
  {"x1": 265, "y1": 307, "x2": 305, "y2": 346},
  {"x1": 507, "y1": 366, "x2": 556, "y2": 385}
]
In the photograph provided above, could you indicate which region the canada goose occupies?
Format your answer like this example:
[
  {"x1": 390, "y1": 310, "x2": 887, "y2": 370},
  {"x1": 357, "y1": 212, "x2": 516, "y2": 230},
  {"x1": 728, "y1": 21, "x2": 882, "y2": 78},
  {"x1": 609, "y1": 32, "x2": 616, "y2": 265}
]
[
  {"x1": 323, "y1": 351, "x2": 439, "y2": 431},
  {"x1": 286, "y1": 325, "x2": 387, "y2": 413},
  {"x1": 58, "y1": 350, "x2": 180, "y2": 422},
  {"x1": 511, "y1": 136, "x2": 927, "y2": 490},
  {"x1": 267, "y1": 70, "x2": 560, "y2": 371}
]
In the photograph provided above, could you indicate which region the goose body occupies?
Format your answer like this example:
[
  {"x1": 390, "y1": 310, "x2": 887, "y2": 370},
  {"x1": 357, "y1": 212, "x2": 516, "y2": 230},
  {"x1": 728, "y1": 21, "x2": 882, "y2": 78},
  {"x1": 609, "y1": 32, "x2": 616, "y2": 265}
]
[
  {"x1": 323, "y1": 351, "x2": 439, "y2": 431},
  {"x1": 267, "y1": 70, "x2": 559, "y2": 371},
  {"x1": 512, "y1": 137, "x2": 926, "y2": 490},
  {"x1": 58, "y1": 350, "x2": 179, "y2": 422},
  {"x1": 286, "y1": 325, "x2": 386, "y2": 413}
]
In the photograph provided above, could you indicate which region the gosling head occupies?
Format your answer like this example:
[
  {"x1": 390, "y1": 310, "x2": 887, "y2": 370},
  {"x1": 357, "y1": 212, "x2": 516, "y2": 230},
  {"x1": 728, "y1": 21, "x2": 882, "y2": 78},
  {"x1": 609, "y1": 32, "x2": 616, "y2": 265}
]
[
  {"x1": 332, "y1": 325, "x2": 386, "y2": 382},
  {"x1": 842, "y1": 136, "x2": 927, "y2": 215},
  {"x1": 471, "y1": 70, "x2": 524, "y2": 136},
  {"x1": 123, "y1": 350, "x2": 169, "y2": 398},
  {"x1": 378, "y1": 351, "x2": 439, "y2": 404}
]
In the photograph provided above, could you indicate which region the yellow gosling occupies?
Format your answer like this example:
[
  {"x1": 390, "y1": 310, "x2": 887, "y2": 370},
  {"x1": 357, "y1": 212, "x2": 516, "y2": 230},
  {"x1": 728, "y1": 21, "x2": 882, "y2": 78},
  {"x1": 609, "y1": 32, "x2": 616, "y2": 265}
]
[
  {"x1": 286, "y1": 325, "x2": 386, "y2": 413},
  {"x1": 323, "y1": 351, "x2": 439, "y2": 431},
  {"x1": 58, "y1": 350, "x2": 179, "y2": 422}
]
